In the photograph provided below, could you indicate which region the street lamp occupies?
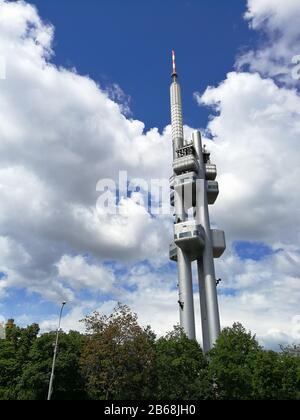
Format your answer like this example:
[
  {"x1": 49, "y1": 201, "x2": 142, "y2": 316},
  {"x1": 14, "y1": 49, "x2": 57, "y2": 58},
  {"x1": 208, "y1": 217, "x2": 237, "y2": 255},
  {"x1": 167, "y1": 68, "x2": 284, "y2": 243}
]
[{"x1": 47, "y1": 301, "x2": 67, "y2": 401}]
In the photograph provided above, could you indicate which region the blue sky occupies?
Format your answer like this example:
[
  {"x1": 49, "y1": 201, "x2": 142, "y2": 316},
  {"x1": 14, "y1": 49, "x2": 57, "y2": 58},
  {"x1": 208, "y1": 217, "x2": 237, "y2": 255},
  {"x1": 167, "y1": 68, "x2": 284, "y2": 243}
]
[
  {"x1": 30, "y1": 0, "x2": 252, "y2": 130},
  {"x1": 0, "y1": 0, "x2": 299, "y2": 349}
]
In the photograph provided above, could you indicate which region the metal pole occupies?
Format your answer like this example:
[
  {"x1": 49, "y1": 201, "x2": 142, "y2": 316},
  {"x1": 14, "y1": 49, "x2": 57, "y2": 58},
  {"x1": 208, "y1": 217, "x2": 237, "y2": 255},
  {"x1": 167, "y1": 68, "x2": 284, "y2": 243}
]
[{"x1": 47, "y1": 301, "x2": 66, "y2": 401}]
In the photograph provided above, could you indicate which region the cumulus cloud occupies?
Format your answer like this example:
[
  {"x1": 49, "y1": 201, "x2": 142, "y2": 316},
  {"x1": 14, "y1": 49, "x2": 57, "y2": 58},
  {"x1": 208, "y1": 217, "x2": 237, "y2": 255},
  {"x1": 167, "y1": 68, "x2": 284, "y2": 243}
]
[
  {"x1": 39, "y1": 246, "x2": 300, "y2": 349},
  {"x1": 216, "y1": 247, "x2": 300, "y2": 349},
  {"x1": 56, "y1": 255, "x2": 117, "y2": 293},
  {"x1": 237, "y1": 0, "x2": 300, "y2": 85}
]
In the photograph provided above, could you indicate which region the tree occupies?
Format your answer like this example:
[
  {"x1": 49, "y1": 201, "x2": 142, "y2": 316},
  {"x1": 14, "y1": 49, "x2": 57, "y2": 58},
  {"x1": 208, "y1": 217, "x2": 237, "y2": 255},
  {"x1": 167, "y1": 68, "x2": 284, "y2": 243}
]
[
  {"x1": 279, "y1": 354, "x2": 300, "y2": 400},
  {"x1": 251, "y1": 349, "x2": 300, "y2": 400},
  {"x1": 80, "y1": 304, "x2": 156, "y2": 400},
  {"x1": 15, "y1": 330, "x2": 87, "y2": 400},
  {"x1": 154, "y1": 326, "x2": 213, "y2": 400},
  {"x1": 0, "y1": 339, "x2": 18, "y2": 400},
  {"x1": 280, "y1": 344, "x2": 300, "y2": 358},
  {"x1": 1, "y1": 313, "x2": 299, "y2": 400},
  {"x1": 209, "y1": 323, "x2": 261, "y2": 400},
  {"x1": 0, "y1": 323, "x2": 40, "y2": 399}
]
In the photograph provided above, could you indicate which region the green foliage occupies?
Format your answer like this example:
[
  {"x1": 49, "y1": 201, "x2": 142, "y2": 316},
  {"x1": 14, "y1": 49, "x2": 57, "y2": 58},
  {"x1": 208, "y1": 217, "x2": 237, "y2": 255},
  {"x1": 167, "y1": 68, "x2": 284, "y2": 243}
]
[
  {"x1": 0, "y1": 324, "x2": 87, "y2": 400},
  {"x1": 0, "y1": 339, "x2": 18, "y2": 400},
  {"x1": 251, "y1": 350, "x2": 300, "y2": 400},
  {"x1": 0, "y1": 323, "x2": 39, "y2": 400},
  {"x1": 208, "y1": 322, "x2": 261, "y2": 400},
  {"x1": 0, "y1": 311, "x2": 299, "y2": 400},
  {"x1": 16, "y1": 330, "x2": 88, "y2": 400},
  {"x1": 154, "y1": 326, "x2": 213, "y2": 400},
  {"x1": 208, "y1": 323, "x2": 300, "y2": 400},
  {"x1": 80, "y1": 303, "x2": 156, "y2": 400}
]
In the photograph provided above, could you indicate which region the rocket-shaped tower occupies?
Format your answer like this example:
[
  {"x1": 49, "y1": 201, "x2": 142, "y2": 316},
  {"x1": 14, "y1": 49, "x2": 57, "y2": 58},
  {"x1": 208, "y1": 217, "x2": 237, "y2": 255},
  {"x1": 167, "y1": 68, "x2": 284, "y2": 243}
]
[{"x1": 169, "y1": 51, "x2": 226, "y2": 351}]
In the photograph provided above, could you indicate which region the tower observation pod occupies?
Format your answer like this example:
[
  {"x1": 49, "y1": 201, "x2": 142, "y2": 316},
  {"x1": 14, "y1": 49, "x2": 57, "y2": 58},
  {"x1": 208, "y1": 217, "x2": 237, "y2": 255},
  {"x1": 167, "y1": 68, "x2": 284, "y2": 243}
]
[{"x1": 169, "y1": 51, "x2": 226, "y2": 352}]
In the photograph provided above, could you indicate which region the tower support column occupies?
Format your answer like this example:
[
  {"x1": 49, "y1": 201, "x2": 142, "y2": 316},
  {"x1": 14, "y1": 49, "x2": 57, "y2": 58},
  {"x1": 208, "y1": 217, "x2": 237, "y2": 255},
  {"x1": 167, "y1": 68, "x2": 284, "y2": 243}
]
[
  {"x1": 177, "y1": 248, "x2": 195, "y2": 340},
  {"x1": 193, "y1": 130, "x2": 221, "y2": 349},
  {"x1": 197, "y1": 259, "x2": 210, "y2": 353},
  {"x1": 174, "y1": 176, "x2": 195, "y2": 340}
]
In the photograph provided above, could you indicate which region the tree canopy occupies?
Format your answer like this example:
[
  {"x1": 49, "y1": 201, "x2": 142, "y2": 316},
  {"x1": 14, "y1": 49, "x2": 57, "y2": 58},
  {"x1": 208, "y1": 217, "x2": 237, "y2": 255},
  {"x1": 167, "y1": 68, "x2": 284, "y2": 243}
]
[
  {"x1": 80, "y1": 303, "x2": 156, "y2": 400},
  {"x1": 0, "y1": 305, "x2": 299, "y2": 400}
]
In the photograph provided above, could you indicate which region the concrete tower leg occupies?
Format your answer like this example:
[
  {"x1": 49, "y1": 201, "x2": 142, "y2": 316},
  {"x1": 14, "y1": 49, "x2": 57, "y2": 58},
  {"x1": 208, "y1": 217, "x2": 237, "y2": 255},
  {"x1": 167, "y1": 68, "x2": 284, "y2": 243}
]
[
  {"x1": 177, "y1": 248, "x2": 196, "y2": 340},
  {"x1": 193, "y1": 130, "x2": 221, "y2": 349},
  {"x1": 196, "y1": 178, "x2": 221, "y2": 348},
  {"x1": 174, "y1": 182, "x2": 195, "y2": 340},
  {"x1": 197, "y1": 259, "x2": 210, "y2": 353}
]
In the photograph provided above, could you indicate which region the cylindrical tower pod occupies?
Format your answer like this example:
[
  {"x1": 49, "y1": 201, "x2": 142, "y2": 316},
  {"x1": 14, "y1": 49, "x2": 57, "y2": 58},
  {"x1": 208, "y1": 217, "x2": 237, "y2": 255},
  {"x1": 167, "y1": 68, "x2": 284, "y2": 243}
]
[
  {"x1": 177, "y1": 248, "x2": 196, "y2": 340},
  {"x1": 193, "y1": 130, "x2": 221, "y2": 349},
  {"x1": 170, "y1": 79, "x2": 184, "y2": 158}
]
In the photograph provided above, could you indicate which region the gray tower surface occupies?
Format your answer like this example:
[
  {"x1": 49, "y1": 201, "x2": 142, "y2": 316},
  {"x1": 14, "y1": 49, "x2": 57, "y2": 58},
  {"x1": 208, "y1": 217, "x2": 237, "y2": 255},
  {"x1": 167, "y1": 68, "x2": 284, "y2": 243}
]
[{"x1": 169, "y1": 51, "x2": 226, "y2": 351}]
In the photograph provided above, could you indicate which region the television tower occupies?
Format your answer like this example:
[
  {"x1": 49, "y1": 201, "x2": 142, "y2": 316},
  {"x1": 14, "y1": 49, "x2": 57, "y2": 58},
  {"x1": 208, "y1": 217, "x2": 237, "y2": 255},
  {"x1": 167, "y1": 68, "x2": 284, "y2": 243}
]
[{"x1": 169, "y1": 51, "x2": 226, "y2": 351}]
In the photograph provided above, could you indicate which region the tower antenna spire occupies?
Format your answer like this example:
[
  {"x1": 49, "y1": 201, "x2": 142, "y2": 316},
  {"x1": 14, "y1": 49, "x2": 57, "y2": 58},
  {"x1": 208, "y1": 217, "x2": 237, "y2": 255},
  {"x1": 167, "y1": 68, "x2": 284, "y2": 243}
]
[{"x1": 172, "y1": 50, "x2": 177, "y2": 78}]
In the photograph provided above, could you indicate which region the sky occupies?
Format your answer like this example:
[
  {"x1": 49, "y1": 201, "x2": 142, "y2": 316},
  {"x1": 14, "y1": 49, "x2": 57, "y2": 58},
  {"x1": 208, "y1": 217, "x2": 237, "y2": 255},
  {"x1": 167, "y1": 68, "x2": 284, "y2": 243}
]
[
  {"x1": 0, "y1": 0, "x2": 299, "y2": 350},
  {"x1": 27, "y1": 0, "x2": 252, "y2": 131}
]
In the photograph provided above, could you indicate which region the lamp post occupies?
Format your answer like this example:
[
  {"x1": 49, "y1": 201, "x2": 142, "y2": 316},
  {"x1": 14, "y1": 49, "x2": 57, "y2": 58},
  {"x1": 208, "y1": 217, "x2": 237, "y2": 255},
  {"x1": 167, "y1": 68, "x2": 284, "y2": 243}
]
[{"x1": 47, "y1": 301, "x2": 66, "y2": 401}]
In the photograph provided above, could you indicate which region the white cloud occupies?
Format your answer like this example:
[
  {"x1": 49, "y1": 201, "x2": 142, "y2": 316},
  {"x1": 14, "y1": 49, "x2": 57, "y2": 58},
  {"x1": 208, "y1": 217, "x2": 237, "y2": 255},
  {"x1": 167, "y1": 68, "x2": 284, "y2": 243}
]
[
  {"x1": 37, "y1": 247, "x2": 300, "y2": 349},
  {"x1": 216, "y1": 247, "x2": 300, "y2": 348},
  {"x1": 56, "y1": 255, "x2": 117, "y2": 293},
  {"x1": 237, "y1": 0, "x2": 300, "y2": 84}
]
